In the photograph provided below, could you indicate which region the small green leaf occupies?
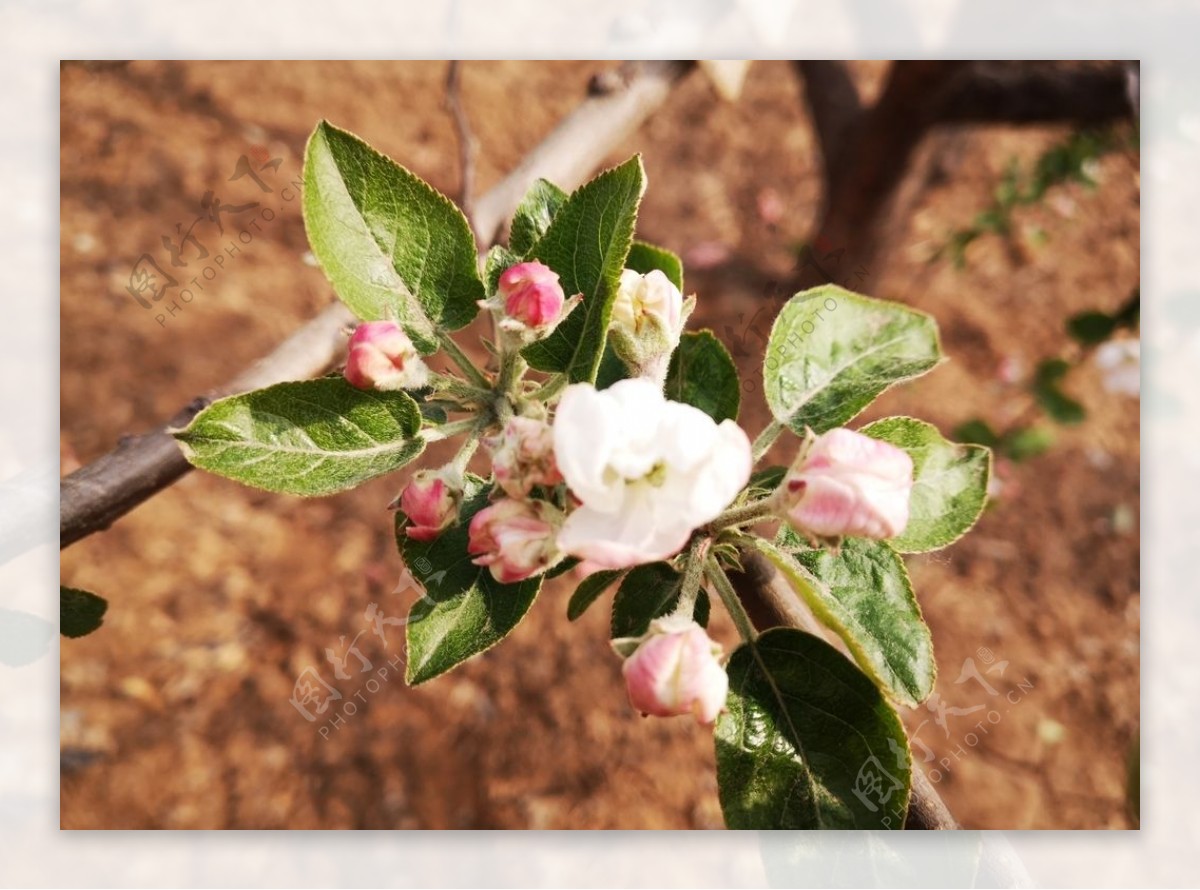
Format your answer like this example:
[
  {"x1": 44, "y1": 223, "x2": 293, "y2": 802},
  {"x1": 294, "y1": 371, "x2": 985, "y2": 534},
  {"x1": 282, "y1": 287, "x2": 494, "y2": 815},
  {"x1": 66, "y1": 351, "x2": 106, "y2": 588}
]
[
  {"x1": 1003, "y1": 424, "x2": 1055, "y2": 461},
  {"x1": 399, "y1": 477, "x2": 542, "y2": 684},
  {"x1": 509, "y1": 178, "x2": 567, "y2": 257},
  {"x1": 523, "y1": 156, "x2": 646, "y2": 382},
  {"x1": 747, "y1": 465, "x2": 786, "y2": 498},
  {"x1": 764, "y1": 286, "x2": 942, "y2": 434},
  {"x1": 1066, "y1": 310, "x2": 1117, "y2": 346},
  {"x1": 861, "y1": 416, "x2": 992, "y2": 553},
  {"x1": 664, "y1": 330, "x2": 740, "y2": 423},
  {"x1": 1033, "y1": 358, "x2": 1086, "y2": 424},
  {"x1": 60, "y1": 586, "x2": 108, "y2": 639},
  {"x1": 302, "y1": 120, "x2": 482, "y2": 353},
  {"x1": 610, "y1": 562, "x2": 709, "y2": 639},
  {"x1": 174, "y1": 378, "x2": 424, "y2": 497},
  {"x1": 760, "y1": 535, "x2": 935, "y2": 707},
  {"x1": 716, "y1": 627, "x2": 912, "y2": 829},
  {"x1": 954, "y1": 418, "x2": 999, "y2": 448},
  {"x1": 484, "y1": 244, "x2": 520, "y2": 295},
  {"x1": 626, "y1": 240, "x2": 684, "y2": 291},
  {"x1": 566, "y1": 569, "x2": 625, "y2": 621}
]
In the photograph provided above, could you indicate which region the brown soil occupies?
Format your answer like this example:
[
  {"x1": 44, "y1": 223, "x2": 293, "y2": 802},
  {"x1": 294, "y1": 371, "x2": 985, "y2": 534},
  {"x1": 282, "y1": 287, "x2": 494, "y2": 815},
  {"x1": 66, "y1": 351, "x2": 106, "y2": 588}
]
[{"x1": 59, "y1": 61, "x2": 1139, "y2": 829}]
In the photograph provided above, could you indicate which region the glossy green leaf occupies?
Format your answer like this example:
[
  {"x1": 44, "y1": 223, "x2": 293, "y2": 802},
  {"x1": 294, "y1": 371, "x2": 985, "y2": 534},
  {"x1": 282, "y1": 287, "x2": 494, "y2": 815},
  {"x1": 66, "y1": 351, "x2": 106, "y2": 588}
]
[
  {"x1": 759, "y1": 535, "x2": 935, "y2": 707},
  {"x1": 665, "y1": 330, "x2": 740, "y2": 423},
  {"x1": 60, "y1": 586, "x2": 108, "y2": 639},
  {"x1": 626, "y1": 240, "x2": 684, "y2": 291},
  {"x1": 174, "y1": 378, "x2": 424, "y2": 496},
  {"x1": 715, "y1": 627, "x2": 912, "y2": 829},
  {"x1": 302, "y1": 120, "x2": 482, "y2": 353},
  {"x1": 861, "y1": 416, "x2": 992, "y2": 553},
  {"x1": 398, "y1": 476, "x2": 542, "y2": 684},
  {"x1": 1032, "y1": 358, "x2": 1086, "y2": 424},
  {"x1": 509, "y1": 178, "x2": 567, "y2": 257},
  {"x1": 523, "y1": 156, "x2": 646, "y2": 382},
  {"x1": 483, "y1": 244, "x2": 520, "y2": 295},
  {"x1": 566, "y1": 569, "x2": 625, "y2": 621},
  {"x1": 610, "y1": 562, "x2": 709, "y2": 640},
  {"x1": 764, "y1": 286, "x2": 942, "y2": 434}
]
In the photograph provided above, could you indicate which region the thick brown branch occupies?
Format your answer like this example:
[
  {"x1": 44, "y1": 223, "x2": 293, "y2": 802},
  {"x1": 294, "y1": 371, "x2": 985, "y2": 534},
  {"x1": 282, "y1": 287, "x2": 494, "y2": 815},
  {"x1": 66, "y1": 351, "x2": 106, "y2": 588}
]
[
  {"x1": 793, "y1": 60, "x2": 862, "y2": 185},
  {"x1": 729, "y1": 549, "x2": 960, "y2": 831},
  {"x1": 59, "y1": 60, "x2": 694, "y2": 550},
  {"x1": 444, "y1": 60, "x2": 479, "y2": 236},
  {"x1": 937, "y1": 61, "x2": 1135, "y2": 126}
]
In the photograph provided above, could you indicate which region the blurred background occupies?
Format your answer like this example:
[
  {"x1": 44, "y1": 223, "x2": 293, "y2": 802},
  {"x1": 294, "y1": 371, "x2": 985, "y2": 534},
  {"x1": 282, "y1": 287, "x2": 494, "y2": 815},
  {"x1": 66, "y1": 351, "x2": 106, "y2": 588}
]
[{"x1": 59, "y1": 60, "x2": 1139, "y2": 829}]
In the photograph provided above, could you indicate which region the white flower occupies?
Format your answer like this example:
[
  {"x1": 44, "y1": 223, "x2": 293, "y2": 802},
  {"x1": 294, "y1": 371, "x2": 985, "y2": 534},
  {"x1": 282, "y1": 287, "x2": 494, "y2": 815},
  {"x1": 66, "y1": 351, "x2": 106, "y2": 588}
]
[
  {"x1": 552, "y1": 378, "x2": 752, "y2": 569},
  {"x1": 1094, "y1": 339, "x2": 1140, "y2": 397}
]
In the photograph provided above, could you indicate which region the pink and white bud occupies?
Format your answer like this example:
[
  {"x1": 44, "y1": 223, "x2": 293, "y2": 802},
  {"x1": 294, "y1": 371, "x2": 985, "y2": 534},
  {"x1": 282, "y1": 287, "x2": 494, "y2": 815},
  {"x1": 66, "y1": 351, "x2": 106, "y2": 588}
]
[
  {"x1": 485, "y1": 415, "x2": 563, "y2": 499},
  {"x1": 621, "y1": 616, "x2": 728, "y2": 726},
  {"x1": 344, "y1": 321, "x2": 429, "y2": 392},
  {"x1": 399, "y1": 469, "x2": 460, "y2": 542},
  {"x1": 498, "y1": 261, "x2": 567, "y2": 331},
  {"x1": 467, "y1": 498, "x2": 563, "y2": 584},
  {"x1": 780, "y1": 428, "x2": 913, "y2": 540}
]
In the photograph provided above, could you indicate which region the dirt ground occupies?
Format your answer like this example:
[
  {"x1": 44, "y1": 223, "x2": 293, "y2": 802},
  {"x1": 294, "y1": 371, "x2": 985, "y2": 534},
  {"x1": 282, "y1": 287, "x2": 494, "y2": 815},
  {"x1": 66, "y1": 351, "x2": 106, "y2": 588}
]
[{"x1": 59, "y1": 61, "x2": 1139, "y2": 830}]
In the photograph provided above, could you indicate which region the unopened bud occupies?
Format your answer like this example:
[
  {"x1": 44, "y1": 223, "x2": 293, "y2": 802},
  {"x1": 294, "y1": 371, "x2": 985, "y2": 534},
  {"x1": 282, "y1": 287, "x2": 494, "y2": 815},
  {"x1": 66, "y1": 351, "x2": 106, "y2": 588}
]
[
  {"x1": 619, "y1": 615, "x2": 728, "y2": 726},
  {"x1": 344, "y1": 321, "x2": 428, "y2": 392},
  {"x1": 485, "y1": 415, "x2": 562, "y2": 498},
  {"x1": 399, "y1": 469, "x2": 460, "y2": 541},
  {"x1": 467, "y1": 498, "x2": 563, "y2": 584}
]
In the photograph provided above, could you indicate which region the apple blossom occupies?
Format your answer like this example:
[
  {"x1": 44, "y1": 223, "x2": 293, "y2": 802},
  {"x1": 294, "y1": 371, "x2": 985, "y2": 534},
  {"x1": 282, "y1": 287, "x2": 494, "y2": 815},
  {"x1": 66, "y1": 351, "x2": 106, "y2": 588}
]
[
  {"x1": 780, "y1": 428, "x2": 913, "y2": 540},
  {"x1": 485, "y1": 414, "x2": 562, "y2": 499},
  {"x1": 495, "y1": 261, "x2": 568, "y2": 333},
  {"x1": 553, "y1": 378, "x2": 752, "y2": 570},
  {"x1": 608, "y1": 268, "x2": 695, "y2": 383},
  {"x1": 467, "y1": 498, "x2": 564, "y2": 584},
  {"x1": 343, "y1": 321, "x2": 429, "y2": 392},
  {"x1": 620, "y1": 615, "x2": 728, "y2": 725},
  {"x1": 398, "y1": 469, "x2": 460, "y2": 542}
]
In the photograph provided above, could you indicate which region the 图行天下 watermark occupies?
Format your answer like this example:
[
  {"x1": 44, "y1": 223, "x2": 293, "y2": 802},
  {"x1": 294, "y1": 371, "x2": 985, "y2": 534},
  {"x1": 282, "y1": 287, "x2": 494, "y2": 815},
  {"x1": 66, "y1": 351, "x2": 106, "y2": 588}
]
[
  {"x1": 852, "y1": 646, "x2": 1034, "y2": 826},
  {"x1": 288, "y1": 556, "x2": 444, "y2": 739},
  {"x1": 722, "y1": 235, "x2": 870, "y2": 394},
  {"x1": 124, "y1": 146, "x2": 300, "y2": 328}
]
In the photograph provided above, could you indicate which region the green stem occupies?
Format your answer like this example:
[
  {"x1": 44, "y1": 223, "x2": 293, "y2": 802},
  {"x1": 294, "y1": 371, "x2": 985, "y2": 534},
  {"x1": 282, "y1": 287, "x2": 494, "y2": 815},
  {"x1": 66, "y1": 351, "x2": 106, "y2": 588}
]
[
  {"x1": 752, "y1": 418, "x2": 785, "y2": 462},
  {"x1": 420, "y1": 417, "x2": 480, "y2": 443},
  {"x1": 427, "y1": 371, "x2": 491, "y2": 403},
  {"x1": 449, "y1": 434, "x2": 480, "y2": 476},
  {"x1": 531, "y1": 373, "x2": 568, "y2": 403},
  {"x1": 674, "y1": 537, "x2": 711, "y2": 618},
  {"x1": 438, "y1": 332, "x2": 490, "y2": 390},
  {"x1": 705, "y1": 558, "x2": 758, "y2": 644},
  {"x1": 709, "y1": 496, "x2": 777, "y2": 531}
]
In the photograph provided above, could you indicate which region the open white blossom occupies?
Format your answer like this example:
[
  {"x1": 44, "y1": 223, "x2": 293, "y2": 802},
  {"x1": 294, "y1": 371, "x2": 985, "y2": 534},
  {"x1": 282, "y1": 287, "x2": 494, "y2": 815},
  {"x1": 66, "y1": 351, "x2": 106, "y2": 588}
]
[{"x1": 553, "y1": 378, "x2": 752, "y2": 570}]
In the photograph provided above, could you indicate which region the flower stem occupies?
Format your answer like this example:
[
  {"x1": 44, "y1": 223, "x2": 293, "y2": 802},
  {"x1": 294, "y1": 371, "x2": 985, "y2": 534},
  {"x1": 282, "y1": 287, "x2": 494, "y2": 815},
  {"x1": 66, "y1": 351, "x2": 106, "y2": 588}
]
[
  {"x1": 449, "y1": 434, "x2": 480, "y2": 476},
  {"x1": 710, "y1": 496, "x2": 777, "y2": 531},
  {"x1": 437, "y1": 331, "x2": 490, "y2": 390},
  {"x1": 705, "y1": 558, "x2": 758, "y2": 644},
  {"x1": 420, "y1": 417, "x2": 480, "y2": 443},
  {"x1": 675, "y1": 536, "x2": 711, "y2": 618},
  {"x1": 532, "y1": 373, "x2": 568, "y2": 403},
  {"x1": 752, "y1": 418, "x2": 785, "y2": 462}
]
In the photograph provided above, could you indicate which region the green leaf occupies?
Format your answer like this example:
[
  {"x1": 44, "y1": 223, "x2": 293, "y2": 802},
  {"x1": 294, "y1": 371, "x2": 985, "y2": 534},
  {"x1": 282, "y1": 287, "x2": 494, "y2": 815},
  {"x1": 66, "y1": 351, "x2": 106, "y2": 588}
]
[
  {"x1": 302, "y1": 120, "x2": 482, "y2": 353},
  {"x1": 954, "y1": 418, "x2": 999, "y2": 448},
  {"x1": 759, "y1": 535, "x2": 935, "y2": 707},
  {"x1": 1032, "y1": 358, "x2": 1086, "y2": 424},
  {"x1": 567, "y1": 569, "x2": 625, "y2": 621},
  {"x1": 610, "y1": 562, "x2": 709, "y2": 640},
  {"x1": 398, "y1": 476, "x2": 541, "y2": 684},
  {"x1": 747, "y1": 465, "x2": 786, "y2": 498},
  {"x1": 594, "y1": 345, "x2": 630, "y2": 390},
  {"x1": 1003, "y1": 424, "x2": 1055, "y2": 461},
  {"x1": 483, "y1": 244, "x2": 520, "y2": 295},
  {"x1": 764, "y1": 286, "x2": 942, "y2": 434},
  {"x1": 1066, "y1": 310, "x2": 1117, "y2": 346},
  {"x1": 523, "y1": 156, "x2": 646, "y2": 382},
  {"x1": 861, "y1": 416, "x2": 992, "y2": 553},
  {"x1": 509, "y1": 178, "x2": 567, "y2": 257},
  {"x1": 715, "y1": 627, "x2": 912, "y2": 829},
  {"x1": 626, "y1": 240, "x2": 684, "y2": 291},
  {"x1": 60, "y1": 586, "x2": 108, "y2": 639},
  {"x1": 174, "y1": 378, "x2": 424, "y2": 497},
  {"x1": 664, "y1": 330, "x2": 740, "y2": 423}
]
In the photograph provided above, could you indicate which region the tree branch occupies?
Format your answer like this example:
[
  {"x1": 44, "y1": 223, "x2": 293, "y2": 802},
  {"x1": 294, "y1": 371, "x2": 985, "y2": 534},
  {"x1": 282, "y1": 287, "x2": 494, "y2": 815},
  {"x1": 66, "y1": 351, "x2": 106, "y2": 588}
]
[
  {"x1": 793, "y1": 60, "x2": 862, "y2": 186},
  {"x1": 444, "y1": 60, "x2": 479, "y2": 237},
  {"x1": 728, "y1": 548, "x2": 960, "y2": 831},
  {"x1": 936, "y1": 61, "x2": 1135, "y2": 126},
  {"x1": 60, "y1": 60, "x2": 695, "y2": 550}
]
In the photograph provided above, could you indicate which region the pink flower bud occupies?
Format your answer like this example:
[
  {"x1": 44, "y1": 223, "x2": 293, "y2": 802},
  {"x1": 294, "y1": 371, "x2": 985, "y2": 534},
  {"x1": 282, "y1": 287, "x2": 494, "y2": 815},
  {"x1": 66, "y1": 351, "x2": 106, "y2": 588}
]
[
  {"x1": 621, "y1": 617, "x2": 728, "y2": 725},
  {"x1": 498, "y1": 261, "x2": 566, "y2": 331},
  {"x1": 399, "y1": 470, "x2": 459, "y2": 542},
  {"x1": 344, "y1": 321, "x2": 428, "y2": 391},
  {"x1": 467, "y1": 498, "x2": 563, "y2": 584},
  {"x1": 781, "y1": 428, "x2": 913, "y2": 540},
  {"x1": 485, "y1": 415, "x2": 563, "y2": 499}
]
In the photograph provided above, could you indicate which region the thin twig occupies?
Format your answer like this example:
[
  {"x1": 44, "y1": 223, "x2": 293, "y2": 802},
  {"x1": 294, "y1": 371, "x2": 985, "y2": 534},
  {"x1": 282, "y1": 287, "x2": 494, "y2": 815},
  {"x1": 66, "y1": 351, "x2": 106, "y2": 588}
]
[{"x1": 444, "y1": 61, "x2": 479, "y2": 237}]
